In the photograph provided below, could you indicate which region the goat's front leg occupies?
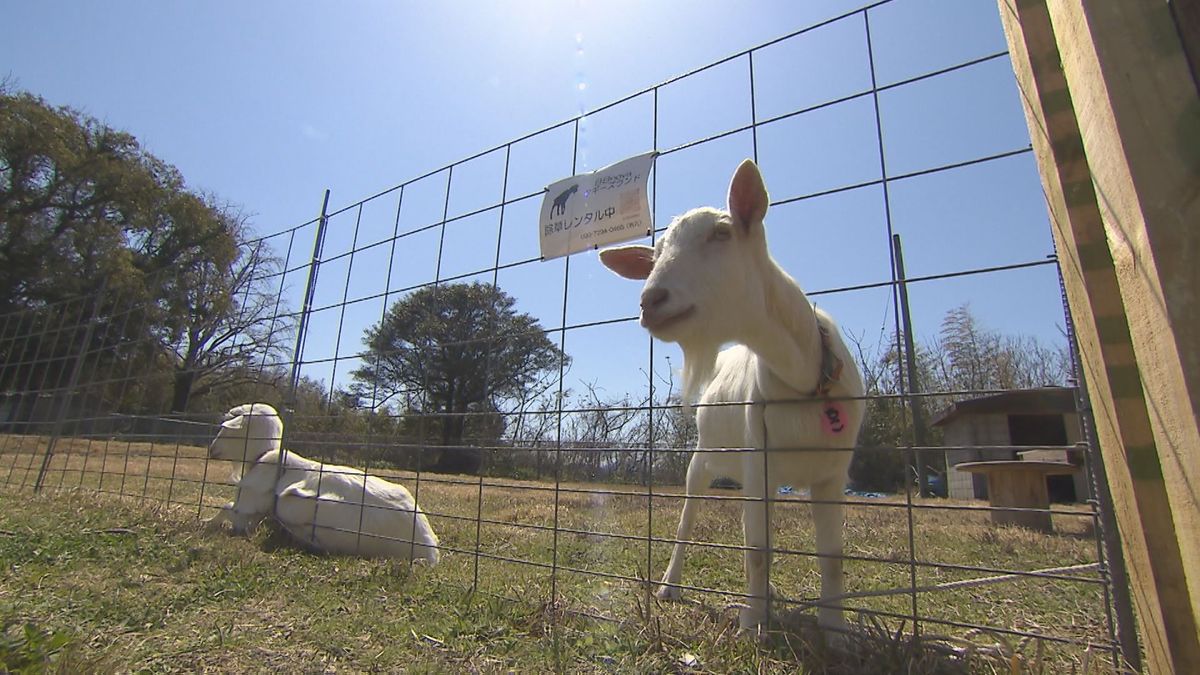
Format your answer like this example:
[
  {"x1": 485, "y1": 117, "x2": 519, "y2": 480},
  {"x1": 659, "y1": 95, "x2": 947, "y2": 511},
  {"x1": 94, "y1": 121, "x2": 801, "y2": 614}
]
[
  {"x1": 205, "y1": 500, "x2": 266, "y2": 536},
  {"x1": 657, "y1": 456, "x2": 710, "y2": 600},
  {"x1": 811, "y1": 478, "x2": 847, "y2": 634},
  {"x1": 203, "y1": 503, "x2": 233, "y2": 531},
  {"x1": 739, "y1": 478, "x2": 774, "y2": 633}
]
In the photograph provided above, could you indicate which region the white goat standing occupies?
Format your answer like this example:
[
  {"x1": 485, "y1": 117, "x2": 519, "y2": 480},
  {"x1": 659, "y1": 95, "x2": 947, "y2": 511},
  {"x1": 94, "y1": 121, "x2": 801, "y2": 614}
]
[
  {"x1": 599, "y1": 159, "x2": 865, "y2": 634},
  {"x1": 205, "y1": 403, "x2": 440, "y2": 564}
]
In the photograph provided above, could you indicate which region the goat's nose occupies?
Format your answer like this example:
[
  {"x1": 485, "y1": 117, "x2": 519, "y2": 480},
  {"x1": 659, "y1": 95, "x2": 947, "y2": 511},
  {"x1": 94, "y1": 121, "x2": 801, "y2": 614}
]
[{"x1": 640, "y1": 287, "x2": 669, "y2": 313}]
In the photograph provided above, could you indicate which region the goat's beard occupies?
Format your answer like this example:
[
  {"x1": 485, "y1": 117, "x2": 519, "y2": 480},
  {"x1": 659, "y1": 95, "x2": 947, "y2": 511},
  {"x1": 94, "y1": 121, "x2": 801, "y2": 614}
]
[{"x1": 679, "y1": 337, "x2": 721, "y2": 409}]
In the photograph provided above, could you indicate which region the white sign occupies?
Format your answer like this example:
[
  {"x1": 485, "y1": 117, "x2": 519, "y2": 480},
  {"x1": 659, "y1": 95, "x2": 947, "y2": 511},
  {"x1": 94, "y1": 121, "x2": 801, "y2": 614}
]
[{"x1": 538, "y1": 151, "x2": 655, "y2": 260}]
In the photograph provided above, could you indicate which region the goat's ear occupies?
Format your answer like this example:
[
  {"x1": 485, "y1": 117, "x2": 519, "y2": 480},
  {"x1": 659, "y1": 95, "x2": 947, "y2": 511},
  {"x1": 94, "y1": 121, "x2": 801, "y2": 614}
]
[
  {"x1": 221, "y1": 416, "x2": 244, "y2": 430},
  {"x1": 598, "y1": 245, "x2": 654, "y2": 280},
  {"x1": 727, "y1": 159, "x2": 769, "y2": 234}
]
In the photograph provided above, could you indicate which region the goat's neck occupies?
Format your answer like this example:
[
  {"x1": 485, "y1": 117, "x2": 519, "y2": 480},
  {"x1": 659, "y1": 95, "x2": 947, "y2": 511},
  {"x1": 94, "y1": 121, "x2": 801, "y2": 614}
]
[
  {"x1": 741, "y1": 263, "x2": 822, "y2": 395},
  {"x1": 247, "y1": 444, "x2": 284, "y2": 467}
]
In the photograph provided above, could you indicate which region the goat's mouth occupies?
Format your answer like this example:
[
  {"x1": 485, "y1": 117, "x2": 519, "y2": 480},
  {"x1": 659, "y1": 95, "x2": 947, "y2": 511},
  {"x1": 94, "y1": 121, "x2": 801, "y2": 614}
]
[{"x1": 641, "y1": 305, "x2": 696, "y2": 334}]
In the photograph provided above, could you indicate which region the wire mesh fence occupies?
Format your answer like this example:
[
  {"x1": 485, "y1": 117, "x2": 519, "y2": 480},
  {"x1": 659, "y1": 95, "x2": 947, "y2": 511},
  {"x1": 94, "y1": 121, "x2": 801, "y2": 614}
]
[{"x1": 0, "y1": 1, "x2": 1141, "y2": 671}]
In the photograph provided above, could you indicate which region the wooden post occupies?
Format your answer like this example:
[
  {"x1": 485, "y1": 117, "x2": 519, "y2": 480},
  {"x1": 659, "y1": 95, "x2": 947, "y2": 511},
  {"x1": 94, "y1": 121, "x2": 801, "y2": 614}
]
[
  {"x1": 996, "y1": 0, "x2": 1200, "y2": 671},
  {"x1": 1168, "y1": 0, "x2": 1200, "y2": 85}
]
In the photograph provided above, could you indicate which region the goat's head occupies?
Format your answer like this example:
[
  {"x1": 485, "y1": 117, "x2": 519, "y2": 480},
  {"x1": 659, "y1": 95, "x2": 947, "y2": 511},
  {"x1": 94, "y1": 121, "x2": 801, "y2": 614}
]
[
  {"x1": 599, "y1": 159, "x2": 773, "y2": 400},
  {"x1": 209, "y1": 402, "x2": 284, "y2": 465}
]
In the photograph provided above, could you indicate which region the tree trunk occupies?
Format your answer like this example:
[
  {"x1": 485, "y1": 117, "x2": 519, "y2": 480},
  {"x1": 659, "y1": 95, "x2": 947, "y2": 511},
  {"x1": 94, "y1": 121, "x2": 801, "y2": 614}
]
[
  {"x1": 432, "y1": 407, "x2": 482, "y2": 474},
  {"x1": 171, "y1": 369, "x2": 196, "y2": 413}
]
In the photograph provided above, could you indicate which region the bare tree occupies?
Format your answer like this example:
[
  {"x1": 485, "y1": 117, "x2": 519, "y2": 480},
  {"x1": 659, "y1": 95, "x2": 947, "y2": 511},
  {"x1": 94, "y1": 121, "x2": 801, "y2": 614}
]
[
  {"x1": 161, "y1": 217, "x2": 291, "y2": 413},
  {"x1": 932, "y1": 303, "x2": 1070, "y2": 394},
  {"x1": 844, "y1": 305, "x2": 1072, "y2": 493},
  {"x1": 635, "y1": 358, "x2": 696, "y2": 485},
  {"x1": 562, "y1": 381, "x2": 644, "y2": 481}
]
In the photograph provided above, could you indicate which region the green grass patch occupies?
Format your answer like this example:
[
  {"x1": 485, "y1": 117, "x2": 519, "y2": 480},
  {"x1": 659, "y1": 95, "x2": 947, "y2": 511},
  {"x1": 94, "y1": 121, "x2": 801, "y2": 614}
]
[{"x1": 0, "y1": 437, "x2": 1132, "y2": 673}]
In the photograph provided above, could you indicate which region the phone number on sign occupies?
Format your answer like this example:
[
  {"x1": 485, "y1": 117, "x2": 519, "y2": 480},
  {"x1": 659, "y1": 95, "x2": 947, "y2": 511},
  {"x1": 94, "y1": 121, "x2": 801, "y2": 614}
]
[{"x1": 578, "y1": 219, "x2": 643, "y2": 241}]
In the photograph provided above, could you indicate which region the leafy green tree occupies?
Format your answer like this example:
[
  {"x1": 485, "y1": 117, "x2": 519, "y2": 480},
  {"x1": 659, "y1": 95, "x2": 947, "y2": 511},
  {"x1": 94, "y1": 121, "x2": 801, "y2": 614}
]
[
  {"x1": 0, "y1": 88, "x2": 229, "y2": 313},
  {"x1": 352, "y1": 282, "x2": 568, "y2": 475},
  {"x1": 0, "y1": 86, "x2": 287, "y2": 417}
]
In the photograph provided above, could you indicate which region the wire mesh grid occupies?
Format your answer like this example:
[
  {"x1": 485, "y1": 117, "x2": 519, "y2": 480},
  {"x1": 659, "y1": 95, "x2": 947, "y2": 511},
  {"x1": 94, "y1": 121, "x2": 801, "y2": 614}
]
[{"x1": 0, "y1": 1, "x2": 1141, "y2": 671}]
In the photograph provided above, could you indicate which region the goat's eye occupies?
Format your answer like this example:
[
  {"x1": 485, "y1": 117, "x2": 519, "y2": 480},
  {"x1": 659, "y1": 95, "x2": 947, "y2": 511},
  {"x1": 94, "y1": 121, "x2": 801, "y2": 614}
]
[{"x1": 708, "y1": 228, "x2": 732, "y2": 243}]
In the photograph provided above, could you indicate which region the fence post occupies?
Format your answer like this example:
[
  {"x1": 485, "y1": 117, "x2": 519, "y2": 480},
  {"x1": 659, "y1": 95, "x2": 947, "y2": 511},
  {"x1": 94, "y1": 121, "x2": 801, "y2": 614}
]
[
  {"x1": 275, "y1": 190, "x2": 331, "y2": 498},
  {"x1": 1059, "y1": 265, "x2": 1143, "y2": 671},
  {"x1": 891, "y1": 234, "x2": 930, "y2": 497},
  {"x1": 34, "y1": 282, "x2": 107, "y2": 492},
  {"x1": 998, "y1": 0, "x2": 1200, "y2": 670},
  {"x1": 287, "y1": 189, "x2": 332, "y2": 410}
]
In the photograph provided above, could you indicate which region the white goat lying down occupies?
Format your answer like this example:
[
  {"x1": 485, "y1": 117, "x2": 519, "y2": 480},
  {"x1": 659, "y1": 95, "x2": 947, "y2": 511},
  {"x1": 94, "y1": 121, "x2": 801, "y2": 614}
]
[
  {"x1": 206, "y1": 403, "x2": 439, "y2": 564},
  {"x1": 599, "y1": 160, "x2": 865, "y2": 634}
]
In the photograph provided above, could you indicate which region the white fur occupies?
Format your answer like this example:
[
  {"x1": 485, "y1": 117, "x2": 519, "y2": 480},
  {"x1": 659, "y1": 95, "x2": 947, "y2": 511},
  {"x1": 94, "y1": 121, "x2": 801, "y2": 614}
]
[
  {"x1": 205, "y1": 403, "x2": 439, "y2": 564},
  {"x1": 599, "y1": 160, "x2": 865, "y2": 634}
]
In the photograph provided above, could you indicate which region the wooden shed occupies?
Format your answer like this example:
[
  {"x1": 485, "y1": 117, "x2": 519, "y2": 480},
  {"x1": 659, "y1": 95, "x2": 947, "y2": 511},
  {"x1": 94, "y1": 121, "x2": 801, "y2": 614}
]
[{"x1": 931, "y1": 387, "x2": 1089, "y2": 503}]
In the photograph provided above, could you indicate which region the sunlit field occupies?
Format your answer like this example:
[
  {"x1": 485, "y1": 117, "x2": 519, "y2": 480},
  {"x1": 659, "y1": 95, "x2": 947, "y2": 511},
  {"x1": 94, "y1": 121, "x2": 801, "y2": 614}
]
[{"x1": 1, "y1": 435, "x2": 1124, "y2": 673}]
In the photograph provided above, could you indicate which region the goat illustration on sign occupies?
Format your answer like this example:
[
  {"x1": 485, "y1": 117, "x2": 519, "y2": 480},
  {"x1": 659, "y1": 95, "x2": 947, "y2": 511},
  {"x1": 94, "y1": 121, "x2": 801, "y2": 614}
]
[{"x1": 550, "y1": 184, "x2": 579, "y2": 217}]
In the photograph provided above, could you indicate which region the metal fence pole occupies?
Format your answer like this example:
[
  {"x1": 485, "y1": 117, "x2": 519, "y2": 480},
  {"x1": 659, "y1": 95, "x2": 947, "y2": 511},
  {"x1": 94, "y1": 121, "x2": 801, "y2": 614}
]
[
  {"x1": 277, "y1": 189, "x2": 331, "y2": 495},
  {"x1": 644, "y1": 85, "x2": 660, "y2": 615},
  {"x1": 892, "y1": 234, "x2": 930, "y2": 497},
  {"x1": 865, "y1": 6, "x2": 922, "y2": 641},
  {"x1": 287, "y1": 189, "x2": 332, "y2": 409},
  {"x1": 34, "y1": 281, "x2": 108, "y2": 492}
]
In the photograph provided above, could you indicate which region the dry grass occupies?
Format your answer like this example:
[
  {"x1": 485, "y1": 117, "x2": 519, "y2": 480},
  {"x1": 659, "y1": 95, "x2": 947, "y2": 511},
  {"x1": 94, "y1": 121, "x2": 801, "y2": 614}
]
[{"x1": 0, "y1": 434, "x2": 1132, "y2": 673}]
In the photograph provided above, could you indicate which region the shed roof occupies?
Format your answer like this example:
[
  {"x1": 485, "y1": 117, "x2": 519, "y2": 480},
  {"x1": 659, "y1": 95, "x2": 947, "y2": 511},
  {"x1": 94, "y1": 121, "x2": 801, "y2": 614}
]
[{"x1": 930, "y1": 387, "x2": 1077, "y2": 427}]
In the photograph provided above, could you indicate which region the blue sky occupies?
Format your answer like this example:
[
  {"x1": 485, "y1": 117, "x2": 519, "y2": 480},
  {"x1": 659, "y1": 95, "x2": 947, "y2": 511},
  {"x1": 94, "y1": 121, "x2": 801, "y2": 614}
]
[{"x1": 2, "y1": 0, "x2": 1065, "y2": 407}]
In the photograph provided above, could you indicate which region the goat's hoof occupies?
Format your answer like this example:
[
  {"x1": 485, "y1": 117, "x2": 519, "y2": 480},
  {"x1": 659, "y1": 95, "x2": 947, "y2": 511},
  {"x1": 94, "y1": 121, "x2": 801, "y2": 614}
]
[
  {"x1": 737, "y1": 607, "x2": 768, "y2": 634},
  {"x1": 735, "y1": 619, "x2": 771, "y2": 643},
  {"x1": 387, "y1": 560, "x2": 417, "y2": 577},
  {"x1": 823, "y1": 628, "x2": 850, "y2": 651},
  {"x1": 655, "y1": 584, "x2": 681, "y2": 601},
  {"x1": 818, "y1": 616, "x2": 851, "y2": 648}
]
